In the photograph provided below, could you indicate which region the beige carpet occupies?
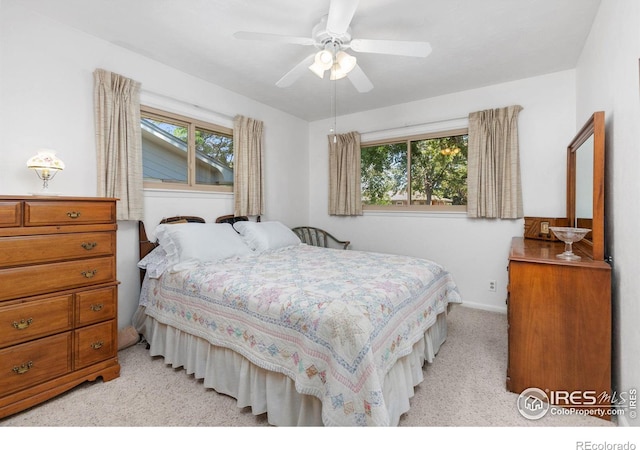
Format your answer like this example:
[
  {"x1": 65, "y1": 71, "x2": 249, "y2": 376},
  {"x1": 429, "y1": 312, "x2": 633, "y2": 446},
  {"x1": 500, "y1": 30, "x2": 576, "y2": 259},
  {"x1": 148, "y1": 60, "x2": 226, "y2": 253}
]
[{"x1": 0, "y1": 306, "x2": 614, "y2": 428}]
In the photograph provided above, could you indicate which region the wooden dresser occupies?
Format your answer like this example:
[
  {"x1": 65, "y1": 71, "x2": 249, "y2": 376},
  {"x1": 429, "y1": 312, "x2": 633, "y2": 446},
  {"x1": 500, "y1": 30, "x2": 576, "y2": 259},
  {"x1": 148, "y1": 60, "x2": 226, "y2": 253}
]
[
  {"x1": 0, "y1": 196, "x2": 120, "y2": 419},
  {"x1": 507, "y1": 237, "x2": 611, "y2": 418}
]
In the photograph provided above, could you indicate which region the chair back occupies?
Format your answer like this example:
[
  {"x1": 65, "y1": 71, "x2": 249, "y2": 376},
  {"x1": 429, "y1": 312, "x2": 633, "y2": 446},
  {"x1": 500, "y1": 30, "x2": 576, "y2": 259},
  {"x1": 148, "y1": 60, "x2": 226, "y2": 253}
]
[{"x1": 291, "y1": 226, "x2": 350, "y2": 250}]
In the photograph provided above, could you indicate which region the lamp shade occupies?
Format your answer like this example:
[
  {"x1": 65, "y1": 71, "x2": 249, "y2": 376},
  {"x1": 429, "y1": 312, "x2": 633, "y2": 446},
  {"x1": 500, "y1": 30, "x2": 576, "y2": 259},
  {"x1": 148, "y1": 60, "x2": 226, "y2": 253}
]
[
  {"x1": 309, "y1": 49, "x2": 334, "y2": 79},
  {"x1": 315, "y1": 49, "x2": 333, "y2": 68},
  {"x1": 329, "y1": 64, "x2": 348, "y2": 80},
  {"x1": 26, "y1": 150, "x2": 65, "y2": 171},
  {"x1": 309, "y1": 61, "x2": 327, "y2": 78},
  {"x1": 330, "y1": 51, "x2": 357, "y2": 80},
  {"x1": 335, "y1": 51, "x2": 357, "y2": 73}
]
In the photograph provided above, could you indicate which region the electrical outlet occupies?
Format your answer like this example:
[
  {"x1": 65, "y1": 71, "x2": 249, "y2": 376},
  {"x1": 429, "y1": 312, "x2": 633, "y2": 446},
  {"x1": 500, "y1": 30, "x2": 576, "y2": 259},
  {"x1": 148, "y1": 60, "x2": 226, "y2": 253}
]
[{"x1": 488, "y1": 280, "x2": 496, "y2": 292}]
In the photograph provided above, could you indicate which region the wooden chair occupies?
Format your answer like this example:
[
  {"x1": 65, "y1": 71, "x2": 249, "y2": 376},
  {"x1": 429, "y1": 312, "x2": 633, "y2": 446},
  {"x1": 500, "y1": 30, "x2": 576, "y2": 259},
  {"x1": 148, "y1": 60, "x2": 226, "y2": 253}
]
[{"x1": 291, "y1": 226, "x2": 350, "y2": 250}]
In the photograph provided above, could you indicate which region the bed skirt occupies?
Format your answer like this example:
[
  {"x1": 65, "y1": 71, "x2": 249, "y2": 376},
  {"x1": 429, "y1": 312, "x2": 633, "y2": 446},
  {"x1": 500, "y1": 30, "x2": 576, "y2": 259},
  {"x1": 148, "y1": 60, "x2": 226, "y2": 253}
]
[{"x1": 134, "y1": 307, "x2": 449, "y2": 426}]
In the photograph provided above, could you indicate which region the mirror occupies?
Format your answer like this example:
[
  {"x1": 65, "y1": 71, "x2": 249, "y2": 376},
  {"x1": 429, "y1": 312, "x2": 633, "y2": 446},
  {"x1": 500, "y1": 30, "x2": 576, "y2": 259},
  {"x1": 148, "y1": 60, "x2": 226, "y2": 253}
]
[{"x1": 566, "y1": 111, "x2": 605, "y2": 261}]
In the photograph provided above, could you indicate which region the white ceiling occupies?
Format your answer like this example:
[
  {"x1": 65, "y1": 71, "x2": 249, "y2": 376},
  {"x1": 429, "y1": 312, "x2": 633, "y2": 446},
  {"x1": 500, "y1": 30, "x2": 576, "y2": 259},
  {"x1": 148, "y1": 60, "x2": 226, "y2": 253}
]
[{"x1": 21, "y1": 0, "x2": 601, "y2": 121}]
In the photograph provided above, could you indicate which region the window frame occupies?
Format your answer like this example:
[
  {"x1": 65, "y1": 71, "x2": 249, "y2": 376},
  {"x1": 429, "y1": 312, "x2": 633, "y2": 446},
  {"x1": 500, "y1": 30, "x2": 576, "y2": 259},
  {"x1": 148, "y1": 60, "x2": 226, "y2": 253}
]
[
  {"x1": 361, "y1": 127, "x2": 468, "y2": 212},
  {"x1": 140, "y1": 105, "x2": 234, "y2": 193}
]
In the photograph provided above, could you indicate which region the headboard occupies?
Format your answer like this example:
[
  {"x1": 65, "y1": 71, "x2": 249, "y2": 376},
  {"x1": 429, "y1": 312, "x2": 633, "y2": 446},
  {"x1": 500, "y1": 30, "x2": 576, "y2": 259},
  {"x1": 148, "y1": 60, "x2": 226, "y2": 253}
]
[{"x1": 215, "y1": 214, "x2": 252, "y2": 225}]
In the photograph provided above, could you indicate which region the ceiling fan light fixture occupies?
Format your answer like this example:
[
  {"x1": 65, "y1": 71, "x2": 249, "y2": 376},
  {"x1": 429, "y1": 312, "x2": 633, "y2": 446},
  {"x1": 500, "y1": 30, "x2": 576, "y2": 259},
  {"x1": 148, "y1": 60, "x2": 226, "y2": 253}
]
[
  {"x1": 309, "y1": 61, "x2": 327, "y2": 78},
  {"x1": 330, "y1": 63, "x2": 348, "y2": 80},
  {"x1": 316, "y1": 49, "x2": 334, "y2": 67},
  {"x1": 309, "y1": 49, "x2": 334, "y2": 78},
  {"x1": 335, "y1": 51, "x2": 356, "y2": 74}
]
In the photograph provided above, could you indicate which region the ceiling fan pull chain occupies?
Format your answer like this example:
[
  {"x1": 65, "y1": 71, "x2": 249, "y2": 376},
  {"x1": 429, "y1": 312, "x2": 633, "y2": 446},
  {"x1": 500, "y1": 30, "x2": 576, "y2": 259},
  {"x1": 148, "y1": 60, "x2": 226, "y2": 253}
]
[{"x1": 331, "y1": 72, "x2": 337, "y2": 141}]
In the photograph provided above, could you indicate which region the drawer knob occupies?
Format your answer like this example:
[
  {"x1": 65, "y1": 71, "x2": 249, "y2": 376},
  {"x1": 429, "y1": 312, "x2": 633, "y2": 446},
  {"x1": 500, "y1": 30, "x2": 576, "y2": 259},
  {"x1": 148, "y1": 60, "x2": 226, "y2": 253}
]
[
  {"x1": 81, "y1": 269, "x2": 98, "y2": 279},
  {"x1": 90, "y1": 303, "x2": 104, "y2": 312},
  {"x1": 67, "y1": 211, "x2": 81, "y2": 219},
  {"x1": 12, "y1": 318, "x2": 33, "y2": 330},
  {"x1": 13, "y1": 361, "x2": 33, "y2": 375},
  {"x1": 81, "y1": 242, "x2": 98, "y2": 250},
  {"x1": 90, "y1": 341, "x2": 104, "y2": 350}
]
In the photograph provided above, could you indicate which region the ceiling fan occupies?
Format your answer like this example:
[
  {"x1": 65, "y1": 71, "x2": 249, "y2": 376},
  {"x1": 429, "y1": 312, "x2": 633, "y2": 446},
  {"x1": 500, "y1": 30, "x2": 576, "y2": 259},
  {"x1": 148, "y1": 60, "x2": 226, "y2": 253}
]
[{"x1": 233, "y1": 0, "x2": 432, "y2": 93}]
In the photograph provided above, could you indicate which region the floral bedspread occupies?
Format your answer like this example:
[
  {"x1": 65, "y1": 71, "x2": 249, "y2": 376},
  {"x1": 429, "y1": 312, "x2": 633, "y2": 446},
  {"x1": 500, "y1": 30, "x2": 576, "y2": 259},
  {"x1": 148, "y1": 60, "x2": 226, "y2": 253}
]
[{"x1": 142, "y1": 244, "x2": 461, "y2": 426}]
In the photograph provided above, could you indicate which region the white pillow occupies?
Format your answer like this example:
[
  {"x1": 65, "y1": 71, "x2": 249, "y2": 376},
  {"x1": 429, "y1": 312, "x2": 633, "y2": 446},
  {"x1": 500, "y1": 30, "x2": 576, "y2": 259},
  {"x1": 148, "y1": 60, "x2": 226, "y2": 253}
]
[
  {"x1": 155, "y1": 222, "x2": 252, "y2": 266},
  {"x1": 137, "y1": 246, "x2": 168, "y2": 279},
  {"x1": 233, "y1": 221, "x2": 301, "y2": 252}
]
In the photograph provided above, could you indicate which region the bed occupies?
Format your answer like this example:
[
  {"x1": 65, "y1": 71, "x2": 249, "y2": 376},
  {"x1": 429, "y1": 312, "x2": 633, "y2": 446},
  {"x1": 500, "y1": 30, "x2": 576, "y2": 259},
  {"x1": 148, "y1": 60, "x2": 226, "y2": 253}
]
[{"x1": 134, "y1": 216, "x2": 462, "y2": 426}]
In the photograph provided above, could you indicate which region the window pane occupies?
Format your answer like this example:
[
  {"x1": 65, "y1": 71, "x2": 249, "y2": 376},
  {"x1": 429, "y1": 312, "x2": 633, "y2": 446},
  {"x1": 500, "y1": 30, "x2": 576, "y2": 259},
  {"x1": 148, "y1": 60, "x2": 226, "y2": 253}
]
[
  {"x1": 195, "y1": 127, "x2": 234, "y2": 186},
  {"x1": 141, "y1": 117, "x2": 188, "y2": 184},
  {"x1": 361, "y1": 142, "x2": 407, "y2": 205},
  {"x1": 410, "y1": 134, "x2": 468, "y2": 206}
]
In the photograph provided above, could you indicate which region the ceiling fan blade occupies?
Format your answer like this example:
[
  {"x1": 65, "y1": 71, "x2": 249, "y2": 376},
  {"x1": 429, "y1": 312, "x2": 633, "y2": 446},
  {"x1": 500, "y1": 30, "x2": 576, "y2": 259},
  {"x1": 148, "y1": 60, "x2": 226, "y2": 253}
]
[
  {"x1": 276, "y1": 53, "x2": 316, "y2": 88},
  {"x1": 350, "y1": 39, "x2": 432, "y2": 57},
  {"x1": 326, "y1": 0, "x2": 359, "y2": 36},
  {"x1": 234, "y1": 31, "x2": 315, "y2": 46},
  {"x1": 347, "y1": 63, "x2": 373, "y2": 93}
]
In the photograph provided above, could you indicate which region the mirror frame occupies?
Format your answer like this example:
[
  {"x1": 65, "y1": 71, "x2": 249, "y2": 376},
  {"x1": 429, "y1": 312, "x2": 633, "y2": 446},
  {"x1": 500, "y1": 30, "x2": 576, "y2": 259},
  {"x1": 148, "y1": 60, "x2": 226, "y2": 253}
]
[{"x1": 566, "y1": 111, "x2": 605, "y2": 261}]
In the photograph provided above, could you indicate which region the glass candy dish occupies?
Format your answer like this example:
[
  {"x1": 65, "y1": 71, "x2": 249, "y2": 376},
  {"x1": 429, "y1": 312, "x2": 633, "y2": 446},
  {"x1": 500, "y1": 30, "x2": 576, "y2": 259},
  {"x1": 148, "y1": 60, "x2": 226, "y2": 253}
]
[{"x1": 549, "y1": 227, "x2": 591, "y2": 261}]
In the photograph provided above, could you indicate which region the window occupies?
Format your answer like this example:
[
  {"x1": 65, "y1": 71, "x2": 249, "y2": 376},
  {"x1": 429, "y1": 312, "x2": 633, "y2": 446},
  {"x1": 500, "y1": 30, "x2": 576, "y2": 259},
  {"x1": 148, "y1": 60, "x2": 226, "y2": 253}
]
[
  {"x1": 140, "y1": 106, "x2": 233, "y2": 191},
  {"x1": 361, "y1": 129, "x2": 468, "y2": 210}
]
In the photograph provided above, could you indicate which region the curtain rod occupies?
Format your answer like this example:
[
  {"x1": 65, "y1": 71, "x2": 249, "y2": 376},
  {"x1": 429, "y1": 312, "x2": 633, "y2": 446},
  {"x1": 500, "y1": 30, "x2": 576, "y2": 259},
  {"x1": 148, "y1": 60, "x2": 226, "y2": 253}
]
[
  {"x1": 140, "y1": 89, "x2": 234, "y2": 122},
  {"x1": 358, "y1": 116, "x2": 469, "y2": 142},
  {"x1": 359, "y1": 115, "x2": 468, "y2": 136}
]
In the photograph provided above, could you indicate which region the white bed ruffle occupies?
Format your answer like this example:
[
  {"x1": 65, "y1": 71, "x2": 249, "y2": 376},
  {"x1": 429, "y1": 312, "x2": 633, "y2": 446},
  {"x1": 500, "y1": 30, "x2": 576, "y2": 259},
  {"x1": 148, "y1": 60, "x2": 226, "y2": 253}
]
[{"x1": 134, "y1": 307, "x2": 449, "y2": 426}]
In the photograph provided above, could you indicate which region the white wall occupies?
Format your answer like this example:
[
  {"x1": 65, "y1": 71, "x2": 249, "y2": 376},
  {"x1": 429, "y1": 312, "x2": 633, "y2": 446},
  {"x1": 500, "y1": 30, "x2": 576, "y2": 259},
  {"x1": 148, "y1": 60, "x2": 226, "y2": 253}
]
[
  {"x1": 575, "y1": 0, "x2": 640, "y2": 427},
  {"x1": 308, "y1": 70, "x2": 576, "y2": 312},
  {"x1": 0, "y1": 1, "x2": 310, "y2": 330}
]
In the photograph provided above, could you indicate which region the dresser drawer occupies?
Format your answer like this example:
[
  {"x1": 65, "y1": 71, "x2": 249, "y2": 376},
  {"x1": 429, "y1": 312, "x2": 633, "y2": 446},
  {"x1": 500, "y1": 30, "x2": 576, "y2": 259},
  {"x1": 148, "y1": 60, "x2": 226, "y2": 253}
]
[
  {"x1": 24, "y1": 201, "x2": 115, "y2": 226},
  {"x1": 0, "y1": 202, "x2": 21, "y2": 228},
  {"x1": 0, "y1": 332, "x2": 72, "y2": 397},
  {"x1": 75, "y1": 321, "x2": 116, "y2": 369},
  {"x1": 0, "y1": 231, "x2": 115, "y2": 268},
  {"x1": 0, "y1": 256, "x2": 116, "y2": 302},
  {"x1": 0, "y1": 295, "x2": 73, "y2": 348},
  {"x1": 76, "y1": 286, "x2": 117, "y2": 327}
]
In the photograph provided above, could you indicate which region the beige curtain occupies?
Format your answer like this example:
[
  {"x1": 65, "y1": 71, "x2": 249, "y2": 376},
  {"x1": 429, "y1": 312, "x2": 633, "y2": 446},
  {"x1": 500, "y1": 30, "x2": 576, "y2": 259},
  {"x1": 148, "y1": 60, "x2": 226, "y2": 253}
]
[
  {"x1": 93, "y1": 68, "x2": 143, "y2": 221},
  {"x1": 467, "y1": 105, "x2": 523, "y2": 219},
  {"x1": 233, "y1": 115, "x2": 264, "y2": 217},
  {"x1": 328, "y1": 131, "x2": 362, "y2": 216}
]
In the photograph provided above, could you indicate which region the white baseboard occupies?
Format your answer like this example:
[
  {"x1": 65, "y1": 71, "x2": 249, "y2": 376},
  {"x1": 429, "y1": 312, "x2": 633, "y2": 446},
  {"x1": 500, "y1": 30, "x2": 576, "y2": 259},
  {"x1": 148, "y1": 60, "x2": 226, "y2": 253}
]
[{"x1": 457, "y1": 301, "x2": 507, "y2": 314}]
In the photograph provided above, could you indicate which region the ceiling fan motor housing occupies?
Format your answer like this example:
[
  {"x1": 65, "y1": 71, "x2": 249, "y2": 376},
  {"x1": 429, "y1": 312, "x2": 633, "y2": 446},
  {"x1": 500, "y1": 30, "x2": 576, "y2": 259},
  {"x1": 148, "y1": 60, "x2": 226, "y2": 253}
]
[{"x1": 313, "y1": 15, "x2": 352, "y2": 51}]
